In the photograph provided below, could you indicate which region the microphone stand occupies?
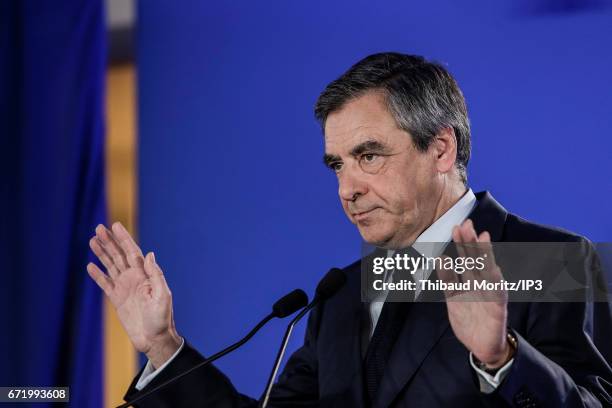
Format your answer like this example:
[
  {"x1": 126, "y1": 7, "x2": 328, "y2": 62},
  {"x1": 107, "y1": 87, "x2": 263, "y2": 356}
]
[
  {"x1": 117, "y1": 313, "x2": 274, "y2": 408},
  {"x1": 259, "y1": 302, "x2": 316, "y2": 408}
]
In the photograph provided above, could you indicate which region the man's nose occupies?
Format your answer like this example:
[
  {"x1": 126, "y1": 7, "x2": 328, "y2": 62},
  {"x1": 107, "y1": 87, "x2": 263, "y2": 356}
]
[{"x1": 338, "y1": 166, "x2": 368, "y2": 202}]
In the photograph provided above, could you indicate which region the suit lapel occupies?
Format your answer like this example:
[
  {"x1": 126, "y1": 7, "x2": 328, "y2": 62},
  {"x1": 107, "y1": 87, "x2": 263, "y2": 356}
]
[
  {"x1": 373, "y1": 301, "x2": 450, "y2": 408},
  {"x1": 469, "y1": 191, "x2": 507, "y2": 241},
  {"x1": 327, "y1": 261, "x2": 367, "y2": 406}
]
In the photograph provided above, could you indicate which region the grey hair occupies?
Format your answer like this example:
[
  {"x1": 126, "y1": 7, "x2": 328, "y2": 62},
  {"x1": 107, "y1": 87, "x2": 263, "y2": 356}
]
[{"x1": 314, "y1": 52, "x2": 471, "y2": 185}]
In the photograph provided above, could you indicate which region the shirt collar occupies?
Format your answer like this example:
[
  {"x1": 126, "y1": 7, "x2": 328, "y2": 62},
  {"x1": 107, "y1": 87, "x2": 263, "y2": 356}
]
[{"x1": 412, "y1": 188, "x2": 477, "y2": 257}]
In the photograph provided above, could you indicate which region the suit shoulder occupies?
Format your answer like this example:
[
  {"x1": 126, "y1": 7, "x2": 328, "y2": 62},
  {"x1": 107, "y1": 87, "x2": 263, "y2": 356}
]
[
  {"x1": 504, "y1": 212, "x2": 589, "y2": 243},
  {"x1": 342, "y1": 259, "x2": 361, "y2": 273}
]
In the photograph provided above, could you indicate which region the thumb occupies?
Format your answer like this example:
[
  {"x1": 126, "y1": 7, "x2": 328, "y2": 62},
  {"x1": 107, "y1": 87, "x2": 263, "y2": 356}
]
[{"x1": 144, "y1": 252, "x2": 168, "y2": 300}]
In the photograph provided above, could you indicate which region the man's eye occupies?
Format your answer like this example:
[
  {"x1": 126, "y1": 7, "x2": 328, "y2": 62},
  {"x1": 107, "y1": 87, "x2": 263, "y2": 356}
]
[
  {"x1": 330, "y1": 162, "x2": 343, "y2": 172},
  {"x1": 362, "y1": 154, "x2": 378, "y2": 163}
]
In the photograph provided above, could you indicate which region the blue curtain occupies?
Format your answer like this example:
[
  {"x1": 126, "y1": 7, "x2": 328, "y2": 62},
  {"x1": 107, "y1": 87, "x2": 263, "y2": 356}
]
[{"x1": 0, "y1": 1, "x2": 106, "y2": 407}]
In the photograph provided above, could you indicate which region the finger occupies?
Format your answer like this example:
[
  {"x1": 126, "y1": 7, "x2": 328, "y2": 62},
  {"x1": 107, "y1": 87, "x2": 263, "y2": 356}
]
[
  {"x1": 460, "y1": 219, "x2": 479, "y2": 254},
  {"x1": 144, "y1": 252, "x2": 170, "y2": 300},
  {"x1": 96, "y1": 224, "x2": 129, "y2": 271},
  {"x1": 453, "y1": 223, "x2": 480, "y2": 282},
  {"x1": 452, "y1": 225, "x2": 462, "y2": 243},
  {"x1": 478, "y1": 231, "x2": 503, "y2": 280},
  {"x1": 458, "y1": 220, "x2": 481, "y2": 282},
  {"x1": 87, "y1": 262, "x2": 115, "y2": 295},
  {"x1": 451, "y1": 225, "x2": 471, "y2": 281},
  {"x1": 97, "y1": 224, "x2": 129, "y2": 267},
  {"x1": 453, "y1": 225, "x2": 469, "y2": 259},
  {"x1": 462, "y1": 219, "x2": 483, "y2": 263},
  {"x1": 89, "y1": 236, "x2": 122, "y2": 279},
  {"x1": 111, "y1": 222, "x2": 144, "y2": 268}
]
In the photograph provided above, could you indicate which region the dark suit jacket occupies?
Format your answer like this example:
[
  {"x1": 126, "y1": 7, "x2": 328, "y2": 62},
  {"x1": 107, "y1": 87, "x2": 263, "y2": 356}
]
[{"x1": 124, "y1": 192, "x2": 612, "y2": 407}]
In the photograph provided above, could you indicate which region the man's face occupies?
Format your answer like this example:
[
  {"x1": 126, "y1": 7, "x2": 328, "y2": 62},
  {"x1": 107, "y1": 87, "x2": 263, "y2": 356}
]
[{"x1": 324, "y1": 92, "x2": 443, "y2": 248}]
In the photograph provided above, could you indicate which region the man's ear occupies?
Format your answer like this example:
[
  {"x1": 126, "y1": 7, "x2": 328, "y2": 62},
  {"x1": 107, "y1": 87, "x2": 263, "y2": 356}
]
[{"x1": 432, "y1": 127, "x2": 457, "y2": 173}]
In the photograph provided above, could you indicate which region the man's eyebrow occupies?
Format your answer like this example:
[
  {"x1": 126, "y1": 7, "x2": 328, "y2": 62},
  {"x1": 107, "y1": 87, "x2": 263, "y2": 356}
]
[
  {"x1": 323, "y1": 153, "x2": 341, "y2": 167},
  {"x1": 349, "y1": 140, "x2": 389, "y2": 156},
  {"x1": 323, "y1": 140, "x2": 390, "y2": 167}
]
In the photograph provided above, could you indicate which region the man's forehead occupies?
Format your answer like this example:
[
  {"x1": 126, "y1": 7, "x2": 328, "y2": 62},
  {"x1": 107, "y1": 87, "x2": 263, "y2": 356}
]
[
  {"x1": 323, "y1": 117, "x2": 414, "y2": 157},
  {"x1": 323, "y1": 92, "x2": 410, "y2": 155},
  {"x1": 324, "y1": 127, "x2": 392, "y2": 154}
]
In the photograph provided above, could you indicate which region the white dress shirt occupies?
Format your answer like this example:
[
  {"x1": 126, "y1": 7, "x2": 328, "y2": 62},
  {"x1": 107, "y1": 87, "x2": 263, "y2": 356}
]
[
  {"x1": 135, "y1": 338, "x2": 185, "y2": 390},
  {"x1": 137, "y1": 188, "x2": 512, "y2": 393}
]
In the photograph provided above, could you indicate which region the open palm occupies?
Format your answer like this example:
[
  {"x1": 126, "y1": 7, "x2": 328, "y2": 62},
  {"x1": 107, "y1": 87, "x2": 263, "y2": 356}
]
[
  {"x1": 438, "y1": 219, "x2": 511, "y2": 366},
  {"x1": 87, "y1": 222, "x2": 179, "y2": 359}
]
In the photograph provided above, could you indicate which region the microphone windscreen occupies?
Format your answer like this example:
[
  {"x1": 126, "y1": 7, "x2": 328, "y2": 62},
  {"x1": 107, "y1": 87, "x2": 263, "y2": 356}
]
[
  {"x1": 272, "y1": 289, "x2": 309, "y2": 318},
  {"x1": 315, "y1": 268, "x2": 346, "y2": 300}
]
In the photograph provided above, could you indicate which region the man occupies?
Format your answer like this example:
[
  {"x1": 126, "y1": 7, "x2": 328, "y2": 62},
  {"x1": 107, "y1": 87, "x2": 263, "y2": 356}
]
[{"x1": 88, "y1": 53, "x2": 611, "y2": 407}]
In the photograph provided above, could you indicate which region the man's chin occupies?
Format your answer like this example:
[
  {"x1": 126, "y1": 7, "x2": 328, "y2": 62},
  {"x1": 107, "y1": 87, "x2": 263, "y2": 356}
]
[{"x1": 358, "y1": 228, "x2": 393, "y2": 248}]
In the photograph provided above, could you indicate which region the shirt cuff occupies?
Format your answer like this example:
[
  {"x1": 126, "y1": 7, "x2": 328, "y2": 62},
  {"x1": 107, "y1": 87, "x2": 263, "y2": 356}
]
[
  {"x1": 469, "y1": 352, "x2": 514, "y2": 394},
  {"x1": 135, "y1": 338, "x2": 185, "y2": 391}
]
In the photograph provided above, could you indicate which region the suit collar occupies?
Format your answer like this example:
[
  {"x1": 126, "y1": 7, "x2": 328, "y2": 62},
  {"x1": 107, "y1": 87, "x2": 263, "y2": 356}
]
[{"x1": 469, "y1": 191, "x2": 508, "y2": 242}]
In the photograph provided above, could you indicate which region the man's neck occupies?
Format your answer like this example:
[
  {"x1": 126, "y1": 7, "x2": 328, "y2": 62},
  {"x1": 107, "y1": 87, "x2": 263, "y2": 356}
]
[
  {"x1": 392, "y1": 182, "x2": 468, "y2": 249},
  {"x1": 430, "y1": 183, "x2": 468, "y2": 228}
]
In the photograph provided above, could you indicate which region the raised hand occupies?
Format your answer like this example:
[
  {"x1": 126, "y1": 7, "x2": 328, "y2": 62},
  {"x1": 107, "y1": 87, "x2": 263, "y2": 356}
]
[
  {"x1": 438, "y1": 219, "x2": 513, "y2": 369},
  {"x1": 87, "y1": 222, "x2": 181, "y2": 368}
]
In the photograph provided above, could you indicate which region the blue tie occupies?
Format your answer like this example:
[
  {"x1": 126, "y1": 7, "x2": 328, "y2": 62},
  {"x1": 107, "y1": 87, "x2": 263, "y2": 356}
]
[
  {"x1": 363, "y1": 300, "x2": 411, "y2": 405},
  {"x1": 363, "y1": 247, "x2": 420, "y2": 405}
]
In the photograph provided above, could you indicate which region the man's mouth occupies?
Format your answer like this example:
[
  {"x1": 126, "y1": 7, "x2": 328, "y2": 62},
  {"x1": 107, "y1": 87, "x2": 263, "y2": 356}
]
[{"x1": 352, "y1": 208, "x2": 379, "y2": 221}]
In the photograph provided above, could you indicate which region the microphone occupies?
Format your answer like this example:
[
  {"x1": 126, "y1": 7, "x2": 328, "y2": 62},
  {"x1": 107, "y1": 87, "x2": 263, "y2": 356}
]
[
  {"x1": 117, "y1": 289, "x2": 308, "y2": 408},
  {"x1": 259, "y1": 268, "x2": 347, "y2": 408}
]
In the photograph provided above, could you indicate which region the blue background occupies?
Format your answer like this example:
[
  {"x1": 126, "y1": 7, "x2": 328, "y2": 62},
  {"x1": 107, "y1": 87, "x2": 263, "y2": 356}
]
[{"x1": 137, "y1": 0, "x2": 612, "y2": 397}]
